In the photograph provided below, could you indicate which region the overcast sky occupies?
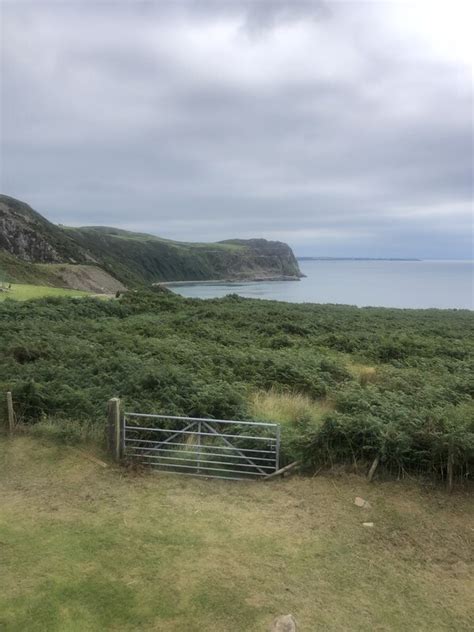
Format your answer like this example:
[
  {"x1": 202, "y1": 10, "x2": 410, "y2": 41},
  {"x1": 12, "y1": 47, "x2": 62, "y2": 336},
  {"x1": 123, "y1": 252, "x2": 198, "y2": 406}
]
[{"x1": 1, "y1": 0, "x2": 472, "y2": 257}]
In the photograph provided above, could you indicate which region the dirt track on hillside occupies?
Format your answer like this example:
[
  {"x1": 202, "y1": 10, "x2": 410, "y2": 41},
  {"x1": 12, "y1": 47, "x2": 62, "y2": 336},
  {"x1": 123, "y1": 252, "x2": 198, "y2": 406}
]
[{"x1": 49, "y1": 264, "x2": 127, "y2": 293}]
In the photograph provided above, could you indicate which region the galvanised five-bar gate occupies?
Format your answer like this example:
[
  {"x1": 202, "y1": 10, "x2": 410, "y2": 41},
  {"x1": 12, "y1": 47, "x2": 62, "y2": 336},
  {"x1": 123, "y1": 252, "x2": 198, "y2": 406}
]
[{"x1": 122, "y1": 412, "x2": 281, "y2": 481}]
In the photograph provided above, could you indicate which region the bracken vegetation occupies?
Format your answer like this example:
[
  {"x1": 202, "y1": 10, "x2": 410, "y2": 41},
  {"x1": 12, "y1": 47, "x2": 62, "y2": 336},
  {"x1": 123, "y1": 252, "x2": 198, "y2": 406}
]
[{"x1": 1, "y1": 290, "x2": 473, "y2": 483}]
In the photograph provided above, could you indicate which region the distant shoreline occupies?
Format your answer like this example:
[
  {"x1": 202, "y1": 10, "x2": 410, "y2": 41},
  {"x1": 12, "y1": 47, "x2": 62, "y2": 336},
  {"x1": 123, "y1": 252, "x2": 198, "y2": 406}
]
[
  {"x1": 158, "y1": 275, "x2": 302, "y2": 287},
  {"x1": 297, "y1": 257, "x2": 422, "y2": 262}
]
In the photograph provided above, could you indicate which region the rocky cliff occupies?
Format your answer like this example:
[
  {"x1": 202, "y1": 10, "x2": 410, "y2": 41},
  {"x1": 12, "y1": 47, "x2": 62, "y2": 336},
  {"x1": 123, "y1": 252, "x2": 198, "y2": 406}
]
[{"x1": 0, "y1": 195, "x2": 89, "y2": 264}]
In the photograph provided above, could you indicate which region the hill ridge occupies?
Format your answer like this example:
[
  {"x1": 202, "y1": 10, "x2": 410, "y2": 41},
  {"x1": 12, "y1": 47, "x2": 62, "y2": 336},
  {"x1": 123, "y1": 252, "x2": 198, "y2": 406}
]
[{"x1": 0, "y1": 194, "x2": 302, "y2": 289}]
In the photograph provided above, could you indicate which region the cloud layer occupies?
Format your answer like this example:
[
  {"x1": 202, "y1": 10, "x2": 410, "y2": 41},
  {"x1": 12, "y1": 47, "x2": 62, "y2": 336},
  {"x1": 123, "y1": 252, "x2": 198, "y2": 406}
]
[{"x1": 1, "y1": 0, "x2": 472, "y2": 257}]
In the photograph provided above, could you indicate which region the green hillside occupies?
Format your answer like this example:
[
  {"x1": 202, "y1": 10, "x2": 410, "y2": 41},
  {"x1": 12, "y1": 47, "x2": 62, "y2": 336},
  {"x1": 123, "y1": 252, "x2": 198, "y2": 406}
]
[
  {"x1": 0, "y1": 251, "x2": 61, "y2": 286},
  {"x1": 0, "y1": 195, "x2": 302, "y2": 289},
  {"x1": 66, "y1": 226, "x2": 302, "y2": 286}
]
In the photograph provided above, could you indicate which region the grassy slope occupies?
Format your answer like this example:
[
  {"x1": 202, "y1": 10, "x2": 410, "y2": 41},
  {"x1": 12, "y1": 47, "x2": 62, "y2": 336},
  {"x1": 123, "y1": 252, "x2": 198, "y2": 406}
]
[
  {"x1": 0, "y1": 436, "x2": 472, "y2": 632},
  {"x1": 0, "y1": 251, "x2": 61, "y2": 286},
  {"x1": 65, "y1": 227, "x2": 240, "y2": 285},
  {"x1": 65, "y1": 227, "x2": 301, "y2": 285},
  {"x1": 0, "y1": 252, "x2": 125, "y2": 294}
]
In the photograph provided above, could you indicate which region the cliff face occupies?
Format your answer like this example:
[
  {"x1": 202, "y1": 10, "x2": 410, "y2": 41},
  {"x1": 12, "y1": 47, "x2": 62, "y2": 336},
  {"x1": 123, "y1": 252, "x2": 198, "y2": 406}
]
[
  {"x1": 0, "y1": 194, "x2": 302, "y2": 288},
  {"x1": 219, "y1": 239, "x2": 302, "y2": 280},
  {"x1": 0, "y1": 195, "x2": 89, "y2": 264},
  {"x1": 66, "y1": 228, "x2": 302, "y2": 285}
]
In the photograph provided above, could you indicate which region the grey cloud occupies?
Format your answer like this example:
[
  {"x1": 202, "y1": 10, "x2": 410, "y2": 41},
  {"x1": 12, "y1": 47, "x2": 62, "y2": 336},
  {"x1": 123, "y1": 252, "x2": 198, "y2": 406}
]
[{"x1": 0, "y1": 0, "x2": 472, "y2": 257}]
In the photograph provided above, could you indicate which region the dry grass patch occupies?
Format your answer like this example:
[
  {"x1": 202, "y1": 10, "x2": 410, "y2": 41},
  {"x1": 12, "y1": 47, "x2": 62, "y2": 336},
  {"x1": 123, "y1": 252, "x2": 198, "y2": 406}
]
[
  {"x1": 346, "y1": 362, "x2": 378, "y2": 386},
  {"x1": 249, "y1": 388, "x2": 333, "y2": 427},
  {"x1": 0, "y1": 436, "x2": 473, "y2": 631}
]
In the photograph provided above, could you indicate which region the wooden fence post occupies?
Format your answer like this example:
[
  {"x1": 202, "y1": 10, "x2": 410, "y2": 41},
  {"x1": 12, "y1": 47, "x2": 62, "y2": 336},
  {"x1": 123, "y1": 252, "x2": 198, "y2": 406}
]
[
  {"x1": 447, "y1": 447, "x2": 454, "y2": 494},
  {"x1": 107, "y1": 398, "x2": 122, "y2": 461},
  {"x1": 367, "y1": 455, "x2": 380, "y2": 482},
  {"x1": 6, "y1": 391, "x2": 15, "y2": 434}
]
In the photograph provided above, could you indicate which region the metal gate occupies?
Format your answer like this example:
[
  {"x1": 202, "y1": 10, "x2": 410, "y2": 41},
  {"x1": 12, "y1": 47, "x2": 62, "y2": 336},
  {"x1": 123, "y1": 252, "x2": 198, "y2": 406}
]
[{"x1": 123, "y1": 412, "x2": 281, "y2": 481}]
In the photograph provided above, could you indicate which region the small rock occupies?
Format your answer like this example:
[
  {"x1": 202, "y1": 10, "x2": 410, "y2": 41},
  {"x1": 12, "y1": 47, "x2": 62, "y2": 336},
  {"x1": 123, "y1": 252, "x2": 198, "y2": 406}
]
[
  {"x1": 270, "y1": 614, "x2": 297, "y2": 632},
  {"x1": 363, "y1": 522, "x2": 374, "y2": 528},
  {"x1": 451, "y1": 561, "x2": 469, "y2": 577},
  {"x1": 354, "y1": 496, "x2": 371, "y2": 509}
]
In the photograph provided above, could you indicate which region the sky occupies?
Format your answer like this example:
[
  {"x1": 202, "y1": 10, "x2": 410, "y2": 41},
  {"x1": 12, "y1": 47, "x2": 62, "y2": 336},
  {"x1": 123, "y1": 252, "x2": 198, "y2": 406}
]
[{"x1": 0, "y1": 0, "x2": 472, "y2": 258}]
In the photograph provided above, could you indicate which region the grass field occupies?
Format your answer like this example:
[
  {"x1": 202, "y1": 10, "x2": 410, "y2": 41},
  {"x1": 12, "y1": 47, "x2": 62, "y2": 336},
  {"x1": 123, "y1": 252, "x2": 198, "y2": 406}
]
[
  {"x1": 0, "y1": 436, "x2": 472, "y2": 631},
  {"x1": 0, "y1": 284, "x2": 90, "y2": 301}
]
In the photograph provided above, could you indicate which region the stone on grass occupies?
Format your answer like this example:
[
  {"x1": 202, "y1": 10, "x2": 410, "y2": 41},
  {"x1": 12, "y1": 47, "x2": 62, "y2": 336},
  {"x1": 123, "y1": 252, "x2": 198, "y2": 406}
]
[
  {"x1": 270, "y1": 614, "x2": 297, "y2": 631},
  {"x1": 354, "y1": 496, "x2": 371, "y2": 509}
]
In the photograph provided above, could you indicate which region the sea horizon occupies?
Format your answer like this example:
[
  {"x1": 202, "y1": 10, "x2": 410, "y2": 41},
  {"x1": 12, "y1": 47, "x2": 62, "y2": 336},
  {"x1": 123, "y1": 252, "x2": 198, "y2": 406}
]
[{"x1": 169, "y1": 258, "x2": 474, "y2": 310}]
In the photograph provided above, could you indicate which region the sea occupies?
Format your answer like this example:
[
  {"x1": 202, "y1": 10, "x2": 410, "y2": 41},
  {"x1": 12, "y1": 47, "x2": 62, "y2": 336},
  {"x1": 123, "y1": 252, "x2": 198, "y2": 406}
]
[{"x1": 168, "y1": 259, "x2": 474, "y2": 310}]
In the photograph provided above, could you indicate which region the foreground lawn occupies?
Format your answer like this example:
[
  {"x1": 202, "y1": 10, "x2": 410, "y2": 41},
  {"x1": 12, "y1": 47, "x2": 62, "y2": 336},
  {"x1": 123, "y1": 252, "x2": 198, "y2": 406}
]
[
  {"x1": 0, "y1": 283, "x2": 90, "y2": 301},
  {"x1": 0, "y1": 436, "x2": 472, "y2": 631}
]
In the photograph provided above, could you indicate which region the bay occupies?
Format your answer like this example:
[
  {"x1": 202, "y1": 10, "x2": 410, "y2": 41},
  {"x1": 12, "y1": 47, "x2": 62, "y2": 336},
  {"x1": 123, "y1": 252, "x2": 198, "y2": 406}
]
[{"x1": 168, "y1": 259, "x2": 474, "y2": 309}]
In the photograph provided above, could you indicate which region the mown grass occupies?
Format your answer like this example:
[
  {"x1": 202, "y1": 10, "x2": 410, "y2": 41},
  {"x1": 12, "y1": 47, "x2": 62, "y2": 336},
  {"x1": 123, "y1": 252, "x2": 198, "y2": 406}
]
[
  {"x1": 0, "y1": 435, "x2": 472, "y2": 631},
  {"x1": 0, "y1": 283, "x2": 90, "y2": 301}
]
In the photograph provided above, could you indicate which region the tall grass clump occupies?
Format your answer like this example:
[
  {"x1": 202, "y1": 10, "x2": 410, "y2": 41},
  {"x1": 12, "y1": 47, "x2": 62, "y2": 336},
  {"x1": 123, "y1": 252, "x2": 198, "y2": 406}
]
[
  {"x1": 249, "y1": 388, "x2": 334, "y2": 463},
  {"x1": 346, "y1": 363, "x2": 378, "y2": 386},
  {"x1": 20, "y1": 417, "x2": 104, "y2": 445},
  {"x1": 250, "y1": 388, "x2": 333, "y2": 426}
]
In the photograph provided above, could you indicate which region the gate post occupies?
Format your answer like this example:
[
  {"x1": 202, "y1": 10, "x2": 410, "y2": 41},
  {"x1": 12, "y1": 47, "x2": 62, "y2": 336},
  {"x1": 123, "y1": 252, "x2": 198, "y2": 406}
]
[
  {"x1": 6, "y1": 391, "x2": 15, "y2": 434},
  {"x1": 275, "y1": 424, "x2": 281, "y2": 472},
  {"x1": 107, "y1": 398, "x2": 122, "y2": 461},
  {"x1": 197, "y1": 420, "x2": 202, "y2": 473}
]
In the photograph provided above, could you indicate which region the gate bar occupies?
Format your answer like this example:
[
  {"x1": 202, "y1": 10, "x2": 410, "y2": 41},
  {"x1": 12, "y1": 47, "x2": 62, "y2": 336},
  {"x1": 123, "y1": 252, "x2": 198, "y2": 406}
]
[
  {"x1": 127, "y1": 450, "x2": 276, "y2": 469},
  {"x1": 124, "y1": 412, "x2": 279, "y2": 427},
  {"x1": 124, "y1": 437, "x2": 276, "y2": 455},
  {"x1": 124, "y1": 425, "x2": 276, "y2": 442},
  {"x1": 139, "y1": 456, "x2": 269, "y2": 476},
  {"x1": 125, "y1": 444, "x2": 276, "y2": 461}
]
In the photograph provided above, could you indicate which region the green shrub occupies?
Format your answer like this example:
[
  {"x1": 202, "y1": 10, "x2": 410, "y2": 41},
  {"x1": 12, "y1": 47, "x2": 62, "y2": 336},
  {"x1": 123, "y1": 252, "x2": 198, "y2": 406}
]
[{"x1": 12, "y1": 380, "x2": 46, "y2": 423}]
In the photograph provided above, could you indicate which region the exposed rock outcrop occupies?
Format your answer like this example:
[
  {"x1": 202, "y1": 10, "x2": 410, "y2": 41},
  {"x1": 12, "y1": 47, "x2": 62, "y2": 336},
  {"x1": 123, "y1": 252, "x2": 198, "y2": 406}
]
[{"x1": 0, "y1": 194, "x2": 90, "y2": 264}]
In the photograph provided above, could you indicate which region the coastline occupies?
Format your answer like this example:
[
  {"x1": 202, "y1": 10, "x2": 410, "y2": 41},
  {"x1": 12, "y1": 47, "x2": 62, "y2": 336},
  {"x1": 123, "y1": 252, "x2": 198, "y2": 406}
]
[
  {"x1": 297, "y1": 257, "x2": 422, "y2": 262},
  {"x1": 157, "y1": 260, "x2": 473, "y2": 310},
  {"x1": 157, "y1": 275, "x2": 303, "y2": 287}
]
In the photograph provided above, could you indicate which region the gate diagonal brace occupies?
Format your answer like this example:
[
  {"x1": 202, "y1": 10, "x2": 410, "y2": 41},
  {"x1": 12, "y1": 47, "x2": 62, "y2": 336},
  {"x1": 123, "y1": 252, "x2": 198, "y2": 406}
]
[
  {"x1": 131, "y1": 420, "x2": 199, "y2": 453},
  {"x1": 202, "y1": 421, "x2": 268, "y2": 476},
  {"x1": 153, "y1": 421, "x2": 199, "y2": 450}
]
